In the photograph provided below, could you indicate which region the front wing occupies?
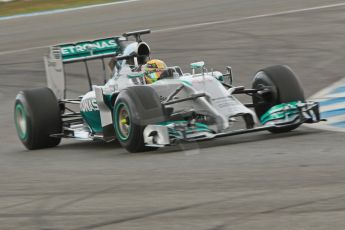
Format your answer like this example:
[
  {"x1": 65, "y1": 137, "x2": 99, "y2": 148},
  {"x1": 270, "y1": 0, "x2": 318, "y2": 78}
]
[{"x1": 143, "y1": 101, "x2": 322, "y2": 147}]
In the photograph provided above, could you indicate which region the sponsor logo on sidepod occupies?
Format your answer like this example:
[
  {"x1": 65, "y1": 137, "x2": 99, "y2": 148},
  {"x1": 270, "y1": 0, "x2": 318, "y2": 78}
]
[{"x1": 80, "y1": 99, "x2": 99, "y2": 112}]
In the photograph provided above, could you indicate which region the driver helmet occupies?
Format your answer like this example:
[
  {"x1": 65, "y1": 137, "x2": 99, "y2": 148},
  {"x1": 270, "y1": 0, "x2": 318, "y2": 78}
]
[{"x1": 144, "y1": 59, "x2": 167, "y2": 84}]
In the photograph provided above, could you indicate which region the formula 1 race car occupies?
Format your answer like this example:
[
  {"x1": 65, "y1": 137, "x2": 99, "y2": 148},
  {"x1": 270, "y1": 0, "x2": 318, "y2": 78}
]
[{"x1": 14, "y1": 29, "x2": 322, "y2": 152}]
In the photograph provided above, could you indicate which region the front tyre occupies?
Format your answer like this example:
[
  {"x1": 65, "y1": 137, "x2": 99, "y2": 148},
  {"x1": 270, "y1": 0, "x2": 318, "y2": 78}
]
[
  {"x1": 252, "y1": 65, "x2": 305, "y2": 133},
  {"x1": 113, "y1": 86, "x2": 165, "y2": 153},
  {"x1": 14, "y1": 87, "x2": 62, "y2": 150}
]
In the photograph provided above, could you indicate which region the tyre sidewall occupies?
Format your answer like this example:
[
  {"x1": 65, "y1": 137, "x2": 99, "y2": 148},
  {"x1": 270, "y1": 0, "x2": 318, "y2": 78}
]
[
  {"x1": 14, "y1": 88, "x2": 62, "y2": 149},
  {"x1": 15, "y1": 93, "x2": 34, "y2": 148},
  {"x1": 113, "y1": 94, "x2": 146, "y2": 152},
  {"x1": 113, "y1": 86, "x2": 163, "y2": 153}
]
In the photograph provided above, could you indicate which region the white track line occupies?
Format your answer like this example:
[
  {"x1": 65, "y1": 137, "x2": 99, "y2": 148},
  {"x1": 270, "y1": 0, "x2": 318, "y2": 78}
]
[
  {"x1": 153, "y1": 2, "x2": 345, "y2": 33},
  {"x1": 0, "y1": 45, "x2": 48, "y2": 56},
  {"x1": 0, "y1": 0, "x2": 142, "y2": 21},
  {"x1": 311, "y1": 77, "x2": 345, "y2": 99},
  {"x1": 1, "y1": 2, "x2": 345, "y2": 56}
]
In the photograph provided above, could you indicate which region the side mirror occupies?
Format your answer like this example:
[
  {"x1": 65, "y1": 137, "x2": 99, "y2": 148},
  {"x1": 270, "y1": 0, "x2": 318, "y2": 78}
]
[
  {"x1": 190, "y1": 61, "x2": 205, "y2": 75},
  {"x1": 223, "y1": 66, "x2": 233, "y2": 86},
  {"x1": 190, "y1": 61, "x2": 205, "y2": 69}
]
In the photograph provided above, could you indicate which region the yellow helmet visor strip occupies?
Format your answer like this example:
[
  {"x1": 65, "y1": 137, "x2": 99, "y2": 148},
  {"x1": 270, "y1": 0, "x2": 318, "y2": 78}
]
[{"x1": 145, "y1": 69, "x2": 164, "y2": 84}]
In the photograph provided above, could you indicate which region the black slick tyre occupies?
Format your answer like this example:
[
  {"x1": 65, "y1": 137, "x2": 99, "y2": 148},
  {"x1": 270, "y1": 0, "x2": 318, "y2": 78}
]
[
  {"x1": 14, "y1": 87, "x2": 62, "y2": 149},
  {"x1": 113, "y1": 86, "x2": 165, "y2": 153},
  {"x1": 252, "y1": 65, "x2": 305, "y2": 133}
]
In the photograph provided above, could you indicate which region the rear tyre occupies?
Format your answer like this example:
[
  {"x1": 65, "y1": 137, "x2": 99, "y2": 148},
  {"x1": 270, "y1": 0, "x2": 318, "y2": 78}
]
[
  {"x1": 113, "y1": 86, "x2": 165, "y2": 153},
  {"x1": 252, "y1": 65, "x2": 305, "y2": 133},
  {"x1": 14, "y1": 87, "x2": 62, "y2": 149}
]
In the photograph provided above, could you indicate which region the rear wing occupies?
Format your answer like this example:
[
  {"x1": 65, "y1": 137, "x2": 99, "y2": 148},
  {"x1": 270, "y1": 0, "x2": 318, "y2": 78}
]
[{"x1": 44, "y1": 29, "x2": 151, "y2": 99}]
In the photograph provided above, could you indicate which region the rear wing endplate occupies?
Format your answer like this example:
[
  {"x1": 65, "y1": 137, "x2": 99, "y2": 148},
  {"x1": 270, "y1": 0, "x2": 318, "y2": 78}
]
[{"x1": 44, "y1": 37, "x2": 122, "y2": 99}]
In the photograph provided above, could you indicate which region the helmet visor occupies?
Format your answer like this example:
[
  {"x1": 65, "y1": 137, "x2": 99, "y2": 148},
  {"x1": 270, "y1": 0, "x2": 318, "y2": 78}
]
[{"x1": 146, "y1": 70, "x2": 163, "y2": 83}]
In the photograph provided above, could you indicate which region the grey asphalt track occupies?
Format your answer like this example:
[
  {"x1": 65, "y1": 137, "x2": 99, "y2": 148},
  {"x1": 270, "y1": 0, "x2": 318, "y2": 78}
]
[{"x1": 1, "y1": 0, "x2": 345, "y2": 229}]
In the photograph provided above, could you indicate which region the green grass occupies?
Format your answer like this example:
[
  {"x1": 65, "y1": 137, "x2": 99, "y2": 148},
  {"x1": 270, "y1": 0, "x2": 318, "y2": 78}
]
[{"x1": 0, "y1": 0, "x2": 118, "y2": 17}]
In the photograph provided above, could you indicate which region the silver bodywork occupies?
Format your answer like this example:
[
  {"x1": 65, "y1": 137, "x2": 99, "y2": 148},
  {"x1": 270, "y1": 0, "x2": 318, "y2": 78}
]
[{"x1": 91, "y1": 64, "x2": 258, "y2": 146}]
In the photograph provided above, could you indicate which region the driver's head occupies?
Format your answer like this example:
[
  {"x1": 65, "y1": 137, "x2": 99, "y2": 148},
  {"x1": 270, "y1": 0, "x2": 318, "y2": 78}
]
[{"x1": 144, "y1": 59, "x2": 167, "y2": 84}]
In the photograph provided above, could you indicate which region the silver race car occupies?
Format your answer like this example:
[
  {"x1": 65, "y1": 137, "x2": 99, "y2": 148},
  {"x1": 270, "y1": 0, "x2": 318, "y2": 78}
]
[{"x1": 14, "y1": 30, "x2": 322, "y2": 152}]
